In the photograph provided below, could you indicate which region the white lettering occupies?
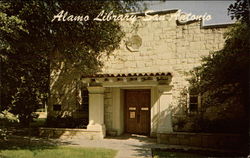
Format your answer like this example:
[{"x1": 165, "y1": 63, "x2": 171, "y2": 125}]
[
  {"x1": 52, "y1": 10, "x2": 89, "y2": 22},
  {"x1": 94, "y1": 10, "x2": 137, "y2": 23},
  {"x1": 84, "y1": 15, "x2": 89, "y2": 21},
  {"x1": 51, "y1": 9, "x2": 212, "y2": 23},
  {"x1": 143, "y1": 10, "x2": 166, "y2": 21},
  {"x1": 67, "y1": 15, "x2": 74, "y2": 21},
  {"x1": 206, "y1": 15, "x2": 212, "y2": 21},
  {"x1": 51, "y1": 10, "x2": 64, "y2": 22},
  {"x1": 94, "y1": 10, "x2": 104, "y2": 21}
]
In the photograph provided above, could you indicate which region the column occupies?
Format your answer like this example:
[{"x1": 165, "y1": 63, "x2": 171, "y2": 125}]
[
  {"x1": 112, "y1": 87, "x2": 123, "y2": 135},
  {"x1": 157, "y1": 85, "x2": 173, "y2": 133},
  {"x1": 87, "y1": 86, "x2": 106, "y2": 138}
]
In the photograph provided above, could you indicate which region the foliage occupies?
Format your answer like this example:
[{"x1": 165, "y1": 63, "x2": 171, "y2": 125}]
[
  {"x1": 188, "y1": 22, "x2": 249, "y2": 106},
  {"x1": 186, "y1": 0, "x2": 250, "y2": 133},
  {"x1": 0, "y1": 1, "x2": 145, "y2": 124},
  {"x1": 46, "y1": 116, "x2": 88, "y2": 128},
  {"x1": 228, "y1": 0, "x2": 250, "y2": 24},
  {"x1": 0, "y1": 110, "x2": 19, "y2": 140},
  {"x1": 0, "y1": 110, "x2": 19, "y2": 122}
]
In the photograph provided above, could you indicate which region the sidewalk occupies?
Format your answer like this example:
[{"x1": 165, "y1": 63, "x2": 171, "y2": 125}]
[
  {"x1": 59, "y1": 134, "x2": 247, "y2": 158},
  {"x1": 61, "y1": 134, "x2": 166, "y2": 158},
  {"x1": 1, "y1": 134, "x2": 246, "y2": 158}
]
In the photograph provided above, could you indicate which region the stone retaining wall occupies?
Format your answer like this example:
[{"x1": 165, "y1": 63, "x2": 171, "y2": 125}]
[
  {"x1": 39, "y1": 127, "x2": 103, "y2": 140},
  {"x1": 157, "y1": 132, "x2": 247, "y2": 150}
]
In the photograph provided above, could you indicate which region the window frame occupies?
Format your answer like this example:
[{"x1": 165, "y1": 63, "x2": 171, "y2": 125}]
[
  {"x1": 79, "y1": 87, "x2": 89, "y2": 113},
  {"x1": 187, "y1": 93, "x2": 201, "y2": 113}
]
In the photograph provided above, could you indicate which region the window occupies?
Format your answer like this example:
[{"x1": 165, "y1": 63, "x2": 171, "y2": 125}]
[
  {"x1": 189, "y1": 95, "x2": 199, "y2": 112},
  {"x1": 187, "y1": 90, "x2": 201, "y2": 113},
  {"x1": 81, "y1": 88, "x2": 89, "y2": 112},
  {"x1": 53, "y1": 104, "x2": 61, "y2": 111},
  {"x1": 187, "y1": 87, "x2": 201, "y2": 113}
]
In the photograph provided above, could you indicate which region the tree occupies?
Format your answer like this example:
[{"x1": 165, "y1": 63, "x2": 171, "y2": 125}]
[
  {"x1": 187, "y1": 0, "x2": 249, "y2": 132},
  {"x1": 228, "y1": 0, "x2": 250, "y2": 24},
  {"x1": 0, "y1": 0, "x2": 145, "y2": 125},
  {"x1": 0, "y1": 110, "x2": 19, "y2": 140}
]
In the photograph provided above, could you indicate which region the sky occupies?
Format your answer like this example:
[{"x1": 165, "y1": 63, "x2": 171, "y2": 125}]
[{"x1": 143, "y1": 1, "x2": 235, "y2": 25}]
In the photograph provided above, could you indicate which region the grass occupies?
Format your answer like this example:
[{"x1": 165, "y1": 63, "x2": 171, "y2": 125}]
[{"x1": 0, "y1": 146, "x2": 117, "y2": 158}]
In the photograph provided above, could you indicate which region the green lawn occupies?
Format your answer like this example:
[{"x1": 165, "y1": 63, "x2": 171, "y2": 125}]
[{"x1": 0, "y1": 146, "x2": 117, "y2": 158}]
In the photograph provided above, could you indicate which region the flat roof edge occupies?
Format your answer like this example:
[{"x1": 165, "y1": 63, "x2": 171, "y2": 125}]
[
  {"x1": 130, "y1": 9, "x2": 179, "y2": 16},
  {"x1": 201, "y1": 23, "x2": 235, "y2": 29}
]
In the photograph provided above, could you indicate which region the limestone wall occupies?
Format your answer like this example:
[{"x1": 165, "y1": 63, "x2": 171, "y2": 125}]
[
  {"x1": 39, "y1": 127, "x2": 104, "y2": 140},
  {"x1": 100, "y1": 11, "x2": 230, "y2": 129},
  {"x1": 157, "y1": 132, "x2": 247, "y2": 151},
  {"x1": 48, "y1": 58, "x2": 86, "y2": 119},
  {"x1": 101, "y1": 13, "x2": 227, "y2": 75},
  {"x1": 104, "y1": 88, "x2": 113, "y2": 132},
  {"x1": 100, "y1": 11, "x2": 229, "y2": 94},
  {"x1": 48, "y1": 10, "x2": 231, "y2": 134}
]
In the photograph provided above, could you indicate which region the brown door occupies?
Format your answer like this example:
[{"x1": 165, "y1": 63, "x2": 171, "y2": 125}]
[{"x1": 125, "y1": 90, "x2": 150, "y2": 135}]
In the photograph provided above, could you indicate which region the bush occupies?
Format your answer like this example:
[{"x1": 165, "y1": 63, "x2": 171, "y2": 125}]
[
  {"x1": 0, "y1": 110, "x2": 19, "y2": 140},
  {"x1": 46, "y1": 116, "x2": 88, "y2": 129},
  {"x1": 173, "y1": 112, "x2": 247, "y2": 133}
]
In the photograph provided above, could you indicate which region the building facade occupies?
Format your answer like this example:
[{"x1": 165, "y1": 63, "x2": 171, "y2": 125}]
[{"x1": 48, "y1": 10, "x2": 231, "y2": 139}]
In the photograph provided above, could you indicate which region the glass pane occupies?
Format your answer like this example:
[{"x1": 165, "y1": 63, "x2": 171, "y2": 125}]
[
  {"x1": 190, "y1": 103, "x2": 198, "y2": 111},
  {"x1": 81, "y1": 89, "x2": 89, "y2": 112}
]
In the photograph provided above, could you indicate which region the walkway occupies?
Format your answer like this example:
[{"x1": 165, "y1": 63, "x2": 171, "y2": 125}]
[
  {"x1": 61, "y1": 134, "x2": 167, "y2": 158},
  {"x1": 1, "y1": 134, "x2": 167, "y2": 158},
  {"x1": 2, "y1": 134, "x2": 244, "y2": 158}
]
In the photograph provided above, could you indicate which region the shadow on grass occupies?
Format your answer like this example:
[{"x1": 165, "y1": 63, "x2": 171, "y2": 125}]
[
  {"x1": 0, "y1": 135, "x2": 118, "y2": 158},
  {"x1": 0, "y1": 135, "x2": 73, "y2": 151}
]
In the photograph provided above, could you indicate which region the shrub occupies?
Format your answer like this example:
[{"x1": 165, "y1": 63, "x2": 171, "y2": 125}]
[{"x1": 46, "y1": 116, "x2": 88, "y2": 129}]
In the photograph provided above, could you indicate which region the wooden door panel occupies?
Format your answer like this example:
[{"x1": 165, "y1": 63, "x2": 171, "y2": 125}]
[
  {"x1": 138, "y1": 91, "x2": 150, "y2": 134},
  {"x1": 125, "y1": 91, "x2": 139, "y2": 133},
  {"x1": 125, "y1": 90, "x2": 150, "y2": 135}
]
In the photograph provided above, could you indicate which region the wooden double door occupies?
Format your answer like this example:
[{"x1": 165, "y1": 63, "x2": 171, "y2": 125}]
[{"x1": 125, "y1": 90, "x2": 150, "y2": 135}]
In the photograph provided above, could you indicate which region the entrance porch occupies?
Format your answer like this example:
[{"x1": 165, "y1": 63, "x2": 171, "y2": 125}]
[{"x1": 81, "y1": 72, "x2": 173, "y2": 139}]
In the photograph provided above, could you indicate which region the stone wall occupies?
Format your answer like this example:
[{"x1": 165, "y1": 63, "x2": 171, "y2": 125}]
[
  {"x1": 48, "y1": 57, "x2": 89, "y2": 119},
  {"x1": 104, "y1": 88, "x2": 113, "y2": 133},
  {"x1": 49, "y1": 59, "x2": 79, "y2": 118},
  {"x1": 39, "y1": 127, "x2": 103, "y2": 140},
  {"x1": 99, "y1": 10, "x2": 231, "y2": 130},
  {"x1": 157, "y1": 132, "x2": 247, "y2": 151},
  {"x1": 101, "y1": 13, "x2": 228, "y2": 75},
  {"x1": 48, "y1": 10, "x2": 232, "y2": 134}
]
